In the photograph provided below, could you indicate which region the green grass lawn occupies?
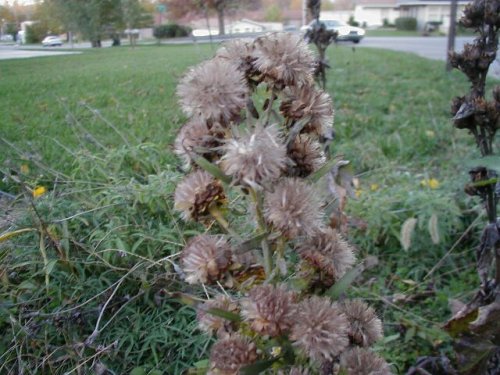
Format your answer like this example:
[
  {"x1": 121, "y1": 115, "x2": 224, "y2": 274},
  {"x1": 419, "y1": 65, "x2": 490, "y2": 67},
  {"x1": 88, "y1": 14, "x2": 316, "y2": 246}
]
[{"x1": 1, "y1": 43, "x2": 498, "y2": 374}]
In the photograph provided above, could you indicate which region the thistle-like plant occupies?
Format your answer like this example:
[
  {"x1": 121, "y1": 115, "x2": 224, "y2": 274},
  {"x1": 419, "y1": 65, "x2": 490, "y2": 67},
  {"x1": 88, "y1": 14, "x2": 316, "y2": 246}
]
[{"x1": 172, "y1": 31, "x2": 390, "y2": 374}]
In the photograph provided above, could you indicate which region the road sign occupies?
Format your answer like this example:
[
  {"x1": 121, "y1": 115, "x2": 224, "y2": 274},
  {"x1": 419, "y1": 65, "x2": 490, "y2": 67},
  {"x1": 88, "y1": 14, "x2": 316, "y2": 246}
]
[{"x1": 156, "y1": 4, "x2": 167, "y2": 13}]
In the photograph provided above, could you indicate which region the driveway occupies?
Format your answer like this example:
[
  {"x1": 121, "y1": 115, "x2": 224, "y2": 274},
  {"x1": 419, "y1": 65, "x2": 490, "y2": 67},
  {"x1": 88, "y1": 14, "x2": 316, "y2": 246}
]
[
  {"x1": 0, "y1": 45, "x2": 81, "y2": 60},
  {"x1": 357, "y1": 36, "x2": 500, "y2": 79}
]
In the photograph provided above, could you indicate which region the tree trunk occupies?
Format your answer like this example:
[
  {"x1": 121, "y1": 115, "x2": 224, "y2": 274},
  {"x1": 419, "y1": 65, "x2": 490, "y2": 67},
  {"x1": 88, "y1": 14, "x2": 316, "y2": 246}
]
[{"x1": 217, "y1": 6, "x2": 225, "y2": 35}]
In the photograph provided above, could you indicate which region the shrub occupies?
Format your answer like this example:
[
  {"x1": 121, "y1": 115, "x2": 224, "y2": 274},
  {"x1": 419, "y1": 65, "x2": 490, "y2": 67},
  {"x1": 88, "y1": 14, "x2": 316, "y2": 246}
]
[
  {"x1": 153, "y1": 23, "x2": 191, "y2": 40},
  {"x1": 348, "y1": 15, "x2": 360, "y2": 27},
  {"x1": 25, "y1": 23, "x2": 48, "y2": 44},
  {"x1": 395, "y1": 17, "x2": 417, "y2": 31}
]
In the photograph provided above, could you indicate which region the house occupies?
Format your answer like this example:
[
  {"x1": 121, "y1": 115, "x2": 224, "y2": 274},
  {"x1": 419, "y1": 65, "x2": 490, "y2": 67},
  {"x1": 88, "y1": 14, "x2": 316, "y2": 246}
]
[
  {"x1": 226, "y1": 19, "x2": 283, "y2": 34},
  {"x1": 397, "y1": 0, "x2": 470, "y2": 31},
  {"x1": 354, "y1": 0, "x2": 400, "y2": 27}
]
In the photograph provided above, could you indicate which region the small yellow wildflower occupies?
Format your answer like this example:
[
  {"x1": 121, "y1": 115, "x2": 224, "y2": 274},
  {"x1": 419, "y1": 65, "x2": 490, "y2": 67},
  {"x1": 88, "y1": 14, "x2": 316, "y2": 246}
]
[
  {"x1": 370, "y1": 183, "x2": 379, "y2": 191},
  {"x1": 270, "y1": 346, "x2": 282, "y2": 357},
  {"x1": 425, "y1": 130, "x2": 435, "y2": 138},
  {"x1": 33, "y1": 186, "x2": 47, "y2": 198},
  {"x1": 20, "y1": 164, "x2": 29, "y2": 174},
  {"x1": 420, "y1": 178, "x2": 440, "y2": 189},
  {"x1": 355, "y1": 189, "x2": 363, "y2": 198}
]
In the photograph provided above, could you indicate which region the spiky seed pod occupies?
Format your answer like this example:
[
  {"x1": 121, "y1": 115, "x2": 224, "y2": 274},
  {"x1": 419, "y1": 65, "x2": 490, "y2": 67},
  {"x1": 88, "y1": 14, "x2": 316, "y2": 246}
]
[
  {"x1": 174, "y1": 118, "x2": 225, "y2": 168},
  {"x1": 174, "y1": 170, "x2": 225, "y2": 222},
  {"x1": 221, "y1": 125, "x2": 288, "y2": 189},
  {"x1": 177, "y1": 58, "x2": 248, "y2": 126},
  {"x1": 339, "y1": 347, "x2": 392, "y2": 375},
  {"x1": 197, "y1": 295, "x2": 239, "y2": 337},
  {"x1": 280, "y1": 84, "x2": 334, "y2": 138},
  {"x1": 216, "y1": 39, "x2": 258, "y2": 80},
  {"x1": 263, "y1": 178, "x2": 324, "y2": 239},
  {"x1": 296, "y1": 227, "x2": 356, "y2": 283},
  {"x1": 181, "y1": 234, "x2": 232, "y2": 284},
  {"x1": 340, "y1": 299, "x2": 383, "y2": 347},
  {"x1": 240, "y1": 284, "x2": 297, "y2": 337},
  {"x1": 287, "y1": 135, "x2": 326, "y2": 177},
  {"x1": 290, "y1": 296, "x2": 349, "y2": 362},
  {"x1": 208, "y1": 334, "x2": 258, "y2": 375},
  {"x1": 252, "y1": 32, "x2": 316, "y2": 89}
]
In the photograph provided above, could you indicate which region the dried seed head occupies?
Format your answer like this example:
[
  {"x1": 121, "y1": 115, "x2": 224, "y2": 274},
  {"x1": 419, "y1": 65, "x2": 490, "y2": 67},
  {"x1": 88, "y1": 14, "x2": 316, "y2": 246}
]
[
  {"x1": 221, "y1": 125, "x2": 288, "y2": 189},
  {"x1": 197, "y1": 295, "x2": 239, "y2": 337},
  {"x1": 177, "y1": 58, "x2": 248, "y2": 125},
  {"x1": 340, "y1": 299, "x2": 383, "y2": 347},
  {"x1": 216, "y1": 39, "x2": 257, "y2": 79},
  {"x1": 174, "y1": 170, "x2": 225, "y2": 222},
  {"x1": 241, "y1": 284, "x2": 297, "y2": 337},
  {"x1": 290, "y1": 296, "x2": 349, "y2": 362},
  {"x1": 253, "y1": 32, "x2": 315, "y2": 88},
  {"x1": 296, "y1": 227, "x2": 356, "y2": 283},
  {"x1": 287, "y1": 135, "x2": 326, "y2": 177},
  {"x1": 208, "y1": 334, "x2": 258, "y2": 375},
  {"x1": 340, "y1": 347, "x2": 392, "y2": 375},
  {"x1": 174, "y1": 118, "x2": 225, "y2": 168},
  {"x1": 264, "y1": 178, "x2": 324, "y2": 239},
  {"x1": 181, "y1": 234, "x2": 232, "y2": 284},
  {"x1": 280, "y1": 84, "x2": 334, "y2": 137}
]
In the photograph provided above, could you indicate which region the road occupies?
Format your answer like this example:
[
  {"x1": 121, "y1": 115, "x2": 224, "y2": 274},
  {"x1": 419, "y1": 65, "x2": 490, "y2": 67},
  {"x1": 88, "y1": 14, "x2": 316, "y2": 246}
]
[{"x1": 357, "y1": 36, "x2": 500, "y2": 79}]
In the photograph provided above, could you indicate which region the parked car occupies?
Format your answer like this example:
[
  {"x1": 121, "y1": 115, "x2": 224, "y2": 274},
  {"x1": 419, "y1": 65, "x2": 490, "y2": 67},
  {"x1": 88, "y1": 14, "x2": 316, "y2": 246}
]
[
  {"x1": 301, "y1": 19, "x2": 365, "y2": 43},
  {"x1": 42, "y1": 36, "x2": 63, "y2": 47},
  {"x1": 0, "y1": 34, "x2": 14, "y2": 42}
]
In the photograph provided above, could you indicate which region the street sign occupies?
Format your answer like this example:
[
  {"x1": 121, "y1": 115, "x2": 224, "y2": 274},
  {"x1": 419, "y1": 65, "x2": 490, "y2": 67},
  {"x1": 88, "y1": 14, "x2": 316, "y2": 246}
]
[{"x1": 156, "y1": 4, "x2": 167, "y2": 13}]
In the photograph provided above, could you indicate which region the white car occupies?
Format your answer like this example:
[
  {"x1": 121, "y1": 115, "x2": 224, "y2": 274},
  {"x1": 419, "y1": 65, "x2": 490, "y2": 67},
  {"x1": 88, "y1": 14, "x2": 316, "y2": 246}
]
[
  {"x1": 301, "y1": 19, "x2": 365, "y2": 43},
  {"x1": 42, "y1": 36, "x2": 63, "y2": 47}
]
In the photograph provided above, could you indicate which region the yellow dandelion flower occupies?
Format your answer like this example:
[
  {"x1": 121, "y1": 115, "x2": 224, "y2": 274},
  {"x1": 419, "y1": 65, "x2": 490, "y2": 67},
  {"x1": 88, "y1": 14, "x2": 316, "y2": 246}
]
[
  {"x1": 428, "y1": 178, "x2": 440, "y2": 189},
  {"x1": 20, "y1": 164, "x2": 29, "y2": 174},
  {"x1": 355, "y1": 189, "x2": 363, "y2": 198},
  {"x1": 370, "y1": 183, "x2": 379, "y2": 192},
  {"x1": 33, "y1": 186, "x2": 46, "y2": 198}
]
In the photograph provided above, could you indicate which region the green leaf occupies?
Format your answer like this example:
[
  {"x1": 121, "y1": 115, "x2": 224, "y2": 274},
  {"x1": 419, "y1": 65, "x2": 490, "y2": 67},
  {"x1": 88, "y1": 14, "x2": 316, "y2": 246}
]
[
  {"x1": 324, "y1": 263, "x2": 364, "y2": 300},
  {"x1": 192, "y1": 155, "x2": 232, "y2": 184},
  {"x1": 307, "y1": 157, "x2": 346, "y2": 183},
  {"x1": 240, "y1": 358, "x2": 278, "y2": 375},
  {"x1": 206, "y1": 307, "x2": 242, "y2": 322},
  {"x1": 45, "y1": 259, "x2": 57, "y2": 275},
  {"x1": 465, "y1": 156, "x2": 500, "y2": 171},
  {"x1": 0, "y1": 228, "x2": 37, "y2": 243},
  {"x1": 130, "y1": 368, "x2": 146, "y2": 375}
]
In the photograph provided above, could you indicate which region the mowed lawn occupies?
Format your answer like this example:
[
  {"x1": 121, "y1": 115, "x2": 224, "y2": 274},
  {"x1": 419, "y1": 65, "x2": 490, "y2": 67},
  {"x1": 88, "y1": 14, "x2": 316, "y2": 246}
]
[{"x1": 1, "y1": 42, "x2": 498, "y2": 372}]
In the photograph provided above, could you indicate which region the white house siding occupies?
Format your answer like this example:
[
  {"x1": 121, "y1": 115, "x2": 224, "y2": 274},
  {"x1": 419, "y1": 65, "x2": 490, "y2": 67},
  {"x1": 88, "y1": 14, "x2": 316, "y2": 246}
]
[
  {"x1": 399, "y1": 1, "x2": 468, "y2": 31},
  {"x1": 354, "y1": 6, "x2": 400, "y2": 27}
]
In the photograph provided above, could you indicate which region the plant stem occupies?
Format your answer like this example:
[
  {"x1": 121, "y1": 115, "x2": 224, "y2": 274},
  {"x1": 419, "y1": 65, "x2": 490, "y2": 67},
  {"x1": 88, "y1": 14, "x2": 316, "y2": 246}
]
[
  {"x1": 249, "y1": 187, "x2": 273, "y2": 276},
  {"x1": 208, "y1": 205, "x2": 241, "y2": 240}
]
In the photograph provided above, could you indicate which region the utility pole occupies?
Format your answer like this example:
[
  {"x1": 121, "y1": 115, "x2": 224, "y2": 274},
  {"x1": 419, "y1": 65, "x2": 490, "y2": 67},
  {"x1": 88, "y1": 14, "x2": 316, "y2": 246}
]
[
  {"x1": 302, "y1": 0, "x2": 307, "y2": 26},
  {"x1": 446, "y1": 0, "x2": 458, "y2": 71}
]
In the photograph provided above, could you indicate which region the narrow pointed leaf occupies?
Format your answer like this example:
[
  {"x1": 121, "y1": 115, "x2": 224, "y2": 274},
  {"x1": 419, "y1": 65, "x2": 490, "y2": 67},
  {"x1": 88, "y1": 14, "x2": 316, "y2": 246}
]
[
  {"x1": 234, "y1": 232, "x2": 268, "y2": 254},
  {"x1": 324, "y1": 263, "x2": 364, "y2": 300},
  {"x1": 192, "y1": 155, "x2": 232, "y2": 184},
  {"x1": 206, "y1": 307, "x2": 242, "y2": 322},
  {"x1": 307, "y1": 157, "x2": 345, "y2": 183},
  {"x1": 0, "y1": 228, "x2": 37, "y2": 243}
]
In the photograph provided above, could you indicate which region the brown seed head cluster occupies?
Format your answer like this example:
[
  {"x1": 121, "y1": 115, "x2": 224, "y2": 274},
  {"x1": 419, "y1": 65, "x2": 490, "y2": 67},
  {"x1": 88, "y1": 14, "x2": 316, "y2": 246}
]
[
  {"x1": 174, "y1": 170, "x2": 225, "y2": 222},
  {"x1": 340, "y1": 347, "x2": 392, "y2": 375},
  {"x1": 287, "y1": 134, "x2": 326, "y2": 177},
  {"x1": 296, "y1": 227, "x2": 356, "y2": 282},
  {"x1": 340, "y1": 300, "x2": 383, "y2": 347},
  {"x1": 280, "y1": 84, "x2": 334, "y2": 137},
  {"x1": 181, "y1": 234, "x2": 232, "y2": 284},
  {"x1": 240, "y1": 284, "x2": 297, "y2": 337},
  {"x1": 253, "y1": 32, "x2": 316, "y2": 88},
  {"x1": 216, "y1": 39, "x2": 258, "y2": 81},
  {"x1": 221, "y1": 125, "x2": 288, "y2": 189},
  {"x1": 264, "y1": 178, "x2": 324, "y2": 239},
  {"x1": 290, "y1": 296, "x2": 349, "y2": 362},
  {"x1": 197, "y1": 295, "x2": 239, "y2": 337},
  {"x1": 177, "y1": 58, "x2": 248, "y2": 126},
  {"x1": 208, "y1": 334, "x2": 258, "y2": 375}
]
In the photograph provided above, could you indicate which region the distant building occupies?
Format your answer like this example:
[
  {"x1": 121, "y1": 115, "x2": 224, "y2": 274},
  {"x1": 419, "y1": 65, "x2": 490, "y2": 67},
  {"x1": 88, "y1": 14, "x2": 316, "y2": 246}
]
[
  {"x1": 397, "y1": 0, "x2": 469, "y2": 31},
  {"x1": 192, "y1": 18, "x2": 283, "y2": 37},
  {"x1": 354, "y1": 0, "x2": 400, "y2": 27}
]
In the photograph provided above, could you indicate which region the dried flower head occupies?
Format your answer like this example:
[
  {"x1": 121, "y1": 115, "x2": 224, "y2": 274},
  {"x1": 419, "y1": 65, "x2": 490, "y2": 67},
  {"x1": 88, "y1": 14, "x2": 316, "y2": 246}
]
[
  {"x1": 264, "y1": 178, "x2": 324, "y2": 239},
  {"x1": 240, "y1": 284, "x2": 297, "y2": 337},
  {"x1": 340, "y1": 299, "x2": 383, "y2": 347},
  {"x1": 296, "y1": 227, "x2": 356, "y2": 282},
  {"x1": 197, "y1": 295, "x2": 239, "y2": 337},
  {"x1": 177, "y1": 58, "x2": 248, "y2": 125},
  {"x1": 340, "y1": 347, "x2": 392, "y2": 375},
  {"x1": 253, "y1": 32, "x2": 315, "y2": 88},
  {"x1": 174, "y1": 170, "x2": 225, "y2": 222},
  {"x1": 181, "y1": 234, "x2": 232, "y2": 284},
  {"x1": 280, "y1": 84, "x2": 334, "y2": 137},
  {"x1": 221, "y1": 125, "x2": 288, "y2": 189},
  {"x1": 287, "y1": 135, "x2": 326, "y2": 177},
  {"x1": 216, "y1": 39, "x2": 257, "y2": 79},
  {"x1": 208, "y1": 334, "x2": 258, "y2": 375},
  {"x1": 174, "y1": 118, "x2": 225, "y2": 168},
  {"x1": 290, "y1": 295, "x2": 349, "y2": 362}
]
